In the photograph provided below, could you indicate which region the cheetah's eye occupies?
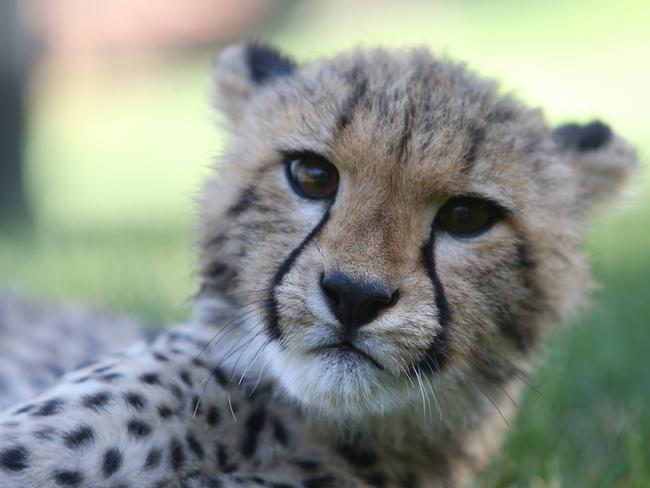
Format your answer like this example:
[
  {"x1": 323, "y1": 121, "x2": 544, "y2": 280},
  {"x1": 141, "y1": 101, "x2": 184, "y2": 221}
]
[
  {"x1": 286, "y1": 153, "x2": 339, "y2": 200},
  {"x1": 435, "y1": 196, "x2": 504, "y2": 238}
]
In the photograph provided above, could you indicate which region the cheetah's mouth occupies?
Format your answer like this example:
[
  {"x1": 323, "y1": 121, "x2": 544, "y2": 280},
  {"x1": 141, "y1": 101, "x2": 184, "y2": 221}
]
[{"x1": 308, "y1": 341, "x2": 384, "y2": 371}]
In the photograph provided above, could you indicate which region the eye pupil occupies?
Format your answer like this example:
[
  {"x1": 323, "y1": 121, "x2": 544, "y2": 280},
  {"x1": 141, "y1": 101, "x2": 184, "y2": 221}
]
[
  {"x1": 288, "y1": 155, "x2": 339, "y2": 199},
  {"x1": 436, "y1": 197, "x2": 502, "y2": 237}
]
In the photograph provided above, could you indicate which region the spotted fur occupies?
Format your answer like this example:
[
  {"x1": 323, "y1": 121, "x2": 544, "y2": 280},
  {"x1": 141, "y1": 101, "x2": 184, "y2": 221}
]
[{"x1": 0, "y1": 43, "x2": 637, "y2": 487}]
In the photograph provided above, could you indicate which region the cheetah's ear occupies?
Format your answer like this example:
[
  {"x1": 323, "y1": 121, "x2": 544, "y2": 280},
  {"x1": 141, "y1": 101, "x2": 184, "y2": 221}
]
[
  {"x1": 212, "y1": 42, "x2": 297, "y2": 124},
  {"x1": 553, "y1": 121, "x2": 638, "y2": 211}
]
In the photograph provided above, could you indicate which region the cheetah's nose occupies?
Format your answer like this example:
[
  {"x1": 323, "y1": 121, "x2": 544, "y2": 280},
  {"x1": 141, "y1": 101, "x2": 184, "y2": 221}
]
[{"x1": 320, "y1": 272, "x2": 399, "y2": 332}]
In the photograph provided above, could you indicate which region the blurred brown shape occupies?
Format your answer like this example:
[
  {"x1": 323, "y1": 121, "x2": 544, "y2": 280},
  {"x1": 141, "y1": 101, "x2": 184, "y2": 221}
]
[{"x1": 26, "y1": 0, "x2": 281, "y2": 58}]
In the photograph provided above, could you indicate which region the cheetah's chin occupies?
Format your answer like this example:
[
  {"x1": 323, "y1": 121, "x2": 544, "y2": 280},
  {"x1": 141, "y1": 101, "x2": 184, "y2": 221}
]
[{"x1": 268, "y1": 345, "x2": 414, "y2": 418}]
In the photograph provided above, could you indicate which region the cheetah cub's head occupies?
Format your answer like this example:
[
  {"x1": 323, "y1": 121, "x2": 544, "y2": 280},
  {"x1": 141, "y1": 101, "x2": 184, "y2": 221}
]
[{"x1": 197, "y1": 43, "x2": 636, "y2": 419}]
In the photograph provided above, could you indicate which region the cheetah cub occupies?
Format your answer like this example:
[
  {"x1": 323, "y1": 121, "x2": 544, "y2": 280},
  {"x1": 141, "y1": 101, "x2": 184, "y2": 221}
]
[{"x1": 0, "y1": 43, "x2": 636, "y2": 487}]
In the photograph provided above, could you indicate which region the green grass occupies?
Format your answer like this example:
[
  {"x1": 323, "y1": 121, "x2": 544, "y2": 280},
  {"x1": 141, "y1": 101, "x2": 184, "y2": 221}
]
[{"x1": 1, "y1": 0, "x2": 649, "y2": 485}]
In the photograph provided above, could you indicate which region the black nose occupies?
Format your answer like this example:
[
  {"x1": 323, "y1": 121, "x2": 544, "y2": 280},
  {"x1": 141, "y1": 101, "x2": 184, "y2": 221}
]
[{"x1": 320, "y1": 272, "x2": 398, "y2": 331}]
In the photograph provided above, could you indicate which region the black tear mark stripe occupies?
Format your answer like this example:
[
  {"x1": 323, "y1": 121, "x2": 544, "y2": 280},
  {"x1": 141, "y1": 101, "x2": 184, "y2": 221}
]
[
  {"x1": 266, "y1": 207, "x2": 332, "y2": 342},
  {"x1": 415, "y1": 225, "x2": 451, "y2": 374}
]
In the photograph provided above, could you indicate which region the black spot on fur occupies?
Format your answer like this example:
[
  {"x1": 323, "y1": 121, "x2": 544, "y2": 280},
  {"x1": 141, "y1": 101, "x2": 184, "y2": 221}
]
[
  {"x1": 13, "y1": 403, "x2": 35, "y2": 415},
  {"x1": 515, "y1": 242, "x2": 536, "y2": 271},
  {"x1": 303, "y1": 475, "x2": 337, "y2": 488},
  {"x1": 144, "y1": 448, "x2": 162, "y2": 470},
  {"x1": 465, "y1": 126, "x2": 486, "y2": 166},
  {"x1": 127, "y1": 419, "x2": 152, "y2": 439},
  {"x1": 399, "y1": 473, "x2": 419, "y2": 488},
  {"x1": 168, "y1": 383, "x2": 184, "y2": 402},
  {"x1": 179, "y1": 370, "x2": 193, "y2": 387},
  {"x1": 241, "y1": 406, "x2": 266, "y2": 458},
  {"x1": 246, "y1": 43, "x2": 296, "y2": 85},
  {"x1": 33, "y1": 425, "x2": 58, "y2": 440},
  {"x1": 99, "y1": 373, "x2": 124, "y2": 382},
  {"x1": 124, "y1": 392, "x2": 147, "y2": 410},
  {"x1": 216, "y1": 443, "x2": 236, "y2": 473},
  {"x1": 153, "y1": 352, "x2": 169, "y2": 362},
  {"x1": 186, "y1": 434, "x2": 205, "y2": 459},
  {"x1": 169, "y1": 438, "x2": 185, "y2": 471},
  {"x1": 295, "y1": 459, "x2": 320, "y2": 471},
  {"x1": 496, "y1": 309, "x2": 535, "y2": 353},
  {"x1": 211, "y1": 366, "x2": 229, "y2": 388},
  {"x1": 158, "y1": 405, "x2": 174, "y2": 419},
  {"x1": 82, "y1": 391, "x2": 112, "y2": 410},
  {"x1": 267, "y1": 208, "x2": 332, "y2": 341},
  {"x1": 53, "y1": 469, "x2": 83, "y2": 487},
  {"x1": 206, "y1": 406, "x2": 220, "y2": 427},
  {"x1": 336, "y1": 69, "x2": 368, "y2": 133},
  {"x1": 202, "y1": 261, "x2": 239, "y2": 294},
  {"x1": 32, "y1": 398, "x2": 65, "y2": 417},
  {"x1": 553, "y1": 120, "x2": 612, "y2": 151},
  {"x1": 190, "y1": 395, "x2": 202, "y2": 416},
  {"x1": 227, "y1": 187, "x2": 258, "y2": 217},
  {"x1": 203, "y1": 478, "x2": 225, "y2": 488},
  {"x1": 93, "y1": 365, "x2": 114, "y2": 374},
  {"x1": 361, "y1": 472, "x2": 387, "y2": 487},
  {"x1": 0, "y1": 445, "x2": 29, "y2": 471},
  {"x1": 337, "y1": 443, "x2": 378, "y2": 467},
  {"x1": 102, "y1": 448, "x2": 122, "y2": 477},
  {"x1": 64, "y1": 425, "x2": 95, "y2": 448},
  {"x1": 272, "y1": 418, "x2": 289, "y2": 446},
  {"x1": 140, "y1": 373, "x2": 161, "y2": 385}
]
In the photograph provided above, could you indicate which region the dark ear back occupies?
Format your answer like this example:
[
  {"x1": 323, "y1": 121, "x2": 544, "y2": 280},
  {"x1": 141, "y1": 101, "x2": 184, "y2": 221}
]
[
  {"x1": 553, "y1": 120, "x2": 637, "y2": 211},
  {"x1": 212, "y1": 42, "x2": 297, "y2": 124},
  {"x1": 245, "y1": 43, "x2": 296, "y2": 84},
  {"x1": 553, "y1": 120, "x2": 612, "y2": 152}
]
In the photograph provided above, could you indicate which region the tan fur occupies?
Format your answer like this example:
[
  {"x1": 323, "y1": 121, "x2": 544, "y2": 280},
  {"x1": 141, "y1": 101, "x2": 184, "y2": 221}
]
[{"x1": 193, "y1": 44, "x2": 637, "y2": 486}]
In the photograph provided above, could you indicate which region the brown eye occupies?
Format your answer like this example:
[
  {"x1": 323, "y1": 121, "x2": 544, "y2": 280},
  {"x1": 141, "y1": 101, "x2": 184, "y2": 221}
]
[
  {"x1": 286, "y1": 153, "x2": 339, "y2": 199},
  {"x1": 436, "y1": 196, "x2": 504, "y2": 237}
]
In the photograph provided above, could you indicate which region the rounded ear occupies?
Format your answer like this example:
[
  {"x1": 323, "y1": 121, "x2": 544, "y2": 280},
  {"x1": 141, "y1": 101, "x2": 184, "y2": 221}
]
[
  {"x1": 553, "y1": 121, "x2": 638, "y2": 211},
  {"x1": 212, "y1": 42, "x2": 297, "y2": 125}
]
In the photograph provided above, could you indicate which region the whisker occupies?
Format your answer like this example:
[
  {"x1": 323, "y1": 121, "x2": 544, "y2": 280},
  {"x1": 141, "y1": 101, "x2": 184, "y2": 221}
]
[
  {"x1": 412, "y1": 365, "x2": 430, "y2": 419},
  {"x1": 423, "y1": 358, "x2": 444, "y2": 422},
  {"x1": 464, "y1": 369, "x2": 509, "y2": 427},
  {"x1": 227, "y1": 328, "x2": 267, "y2": 381},
  {"x1": 193, "y1": 302, "x2": 268, "y2": 362},
  {"x1": 239, "y1": 338, "x2": 272, "y2": 385},
  {"x1": 227, "y1": 394, "x2": 237, "y2": 423}
]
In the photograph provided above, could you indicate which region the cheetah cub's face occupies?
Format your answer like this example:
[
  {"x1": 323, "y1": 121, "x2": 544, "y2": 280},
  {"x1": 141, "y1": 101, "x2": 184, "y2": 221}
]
[{"x1": 198, "y1": 44, "x2": 636, "y2": 418}]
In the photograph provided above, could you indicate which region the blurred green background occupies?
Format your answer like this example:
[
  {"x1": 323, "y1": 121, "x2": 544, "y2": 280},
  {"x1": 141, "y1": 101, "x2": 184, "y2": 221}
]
[{"x1": 1, "y1": 0, "x2": 648, "y2": 486}]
